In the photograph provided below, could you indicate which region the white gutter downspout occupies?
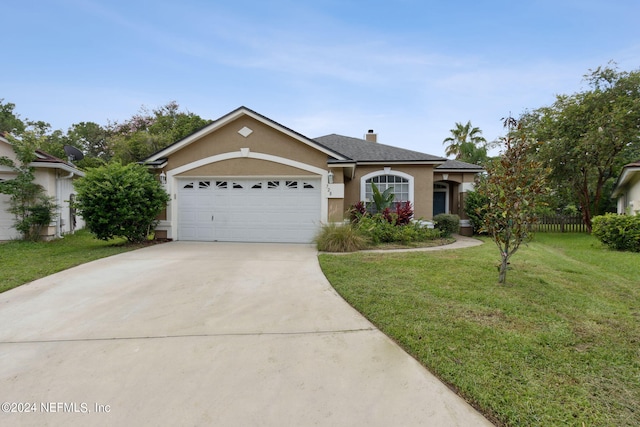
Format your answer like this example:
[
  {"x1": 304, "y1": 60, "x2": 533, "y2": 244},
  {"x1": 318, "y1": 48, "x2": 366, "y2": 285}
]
[{"x1": 56, "y1": 171, "x2": 75, "y2": 238}]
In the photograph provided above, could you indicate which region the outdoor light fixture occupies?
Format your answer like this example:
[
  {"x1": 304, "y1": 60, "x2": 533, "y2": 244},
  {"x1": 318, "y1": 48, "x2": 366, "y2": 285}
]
[
  {"x1": 327, "y1": 170, "x2": 334, "y2": 184},
  {"x1": 159, "y1": 171, "x2": 167, "y2": 185}
]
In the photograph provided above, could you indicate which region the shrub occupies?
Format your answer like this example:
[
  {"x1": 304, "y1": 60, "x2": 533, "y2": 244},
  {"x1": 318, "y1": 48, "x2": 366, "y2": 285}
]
[
  {"x1": 74, "y1": 162, "x2": 170, "y2": 243},
  {"x1": 355, "y1": 214, "x2": 441, "y2": 245},
  {"x1": 433, "y1": 213, "x2": 460, "y2": 237},
  {"x1": 315, "y1": 223, "x2": 367, "y2": 252},
  {"x1": 20, "y1": 198, "x2": 58, "y2": 241},
  {"x1": 464, "y1": 190, "x2": 489, "y2": 234},
  {"x1": 350, "y1": 201, "x2": 414, "y2": 226},
  {"x1": 592, "y1": 213, "x2": 640, "y2": 252},
  {"x1": 356, "y1": 214, "x2": 396, "y2": 244},
  {"x1": 392, "y1": 201, "x2": 414, "y2": 225},
  {"x1": 349, "y1": 201, "x2": 367, "y2": 223}
]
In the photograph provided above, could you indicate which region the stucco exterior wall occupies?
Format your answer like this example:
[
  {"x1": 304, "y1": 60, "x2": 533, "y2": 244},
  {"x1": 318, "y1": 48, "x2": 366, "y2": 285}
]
[
  {"x1": 328, "y1": 199, "x2": 344, "y2": 222},
  {"x1": 177, "y1": 157, "x2": 316, "y2": 177},
  {"x1": 346, "y1": 164, "x2": 435, "y2": 220},
  {"x1": 626, "y1": 173, "x2": 640, "y2": 214},
  {"x1": 0, "y1": 192, "x2": 18, "y2": 240},
  {"x1": 433, "y1": 171, "x2": 477, "y2": 184},
  {"x1": 166, "y1": 116, "x2": 329, "y2": 174}
]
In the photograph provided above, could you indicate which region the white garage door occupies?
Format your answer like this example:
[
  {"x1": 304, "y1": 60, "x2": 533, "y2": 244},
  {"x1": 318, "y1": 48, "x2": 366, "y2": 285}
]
[{"x1": 178, "y1": 178, "x2": 321, "y2": 243}]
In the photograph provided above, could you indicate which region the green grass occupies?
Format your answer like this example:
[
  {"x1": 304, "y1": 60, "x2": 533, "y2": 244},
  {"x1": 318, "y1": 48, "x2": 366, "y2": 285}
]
[
  {"x1": 319, "y1": 233, "x2": 640, "y2": 426},
  {"x1": 0, "y1": 229, "x2": 146, "y2": 293}
]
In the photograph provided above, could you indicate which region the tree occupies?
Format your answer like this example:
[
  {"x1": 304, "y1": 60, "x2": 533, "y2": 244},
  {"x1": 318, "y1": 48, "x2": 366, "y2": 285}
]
[
  {"x1": 66, "y1": 121, "x2": 112, "y2": 161},
  {"x1": 0, "y1": 99, "x2": 26, "y2": 135},
  {"x1": 109, "y1": 101, "x2": 211, "y2": 164},
  {"x1": 476, "y1": 117, "x2": 549, "y2": 284},
  {"x1": 525, "y1": 63, "x2": 640, "y2": 232},
  {"x1": 442, "y1": 120, "x2": 488, "y2": 164},
  {"x1": 73, "y1": 162, "x2": 170, "y2": 243},
  {"x1": 0, "y1": 132, "x2": 57, "y2": 241}
]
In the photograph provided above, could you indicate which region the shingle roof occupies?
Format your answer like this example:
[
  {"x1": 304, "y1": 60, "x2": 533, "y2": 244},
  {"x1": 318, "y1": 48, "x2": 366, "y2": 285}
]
[
  {"x1": 33, "y1": 149, "x2": 75, "y2": 167},
  {"x1": 314, "y1": 134, "x2": 446, "y2": 163},
  {"x1": 436, "y1": 159, "x2": 484, "y2": 171},
  {"x1": 26, "y1": 150, "x2": 85, "y2": 176}
]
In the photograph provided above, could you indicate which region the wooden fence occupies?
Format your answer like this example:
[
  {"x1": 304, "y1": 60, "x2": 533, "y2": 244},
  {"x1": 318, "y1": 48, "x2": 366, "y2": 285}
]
[{"x1": 533, "y1": 214, "x2": 587, "y2": 233}]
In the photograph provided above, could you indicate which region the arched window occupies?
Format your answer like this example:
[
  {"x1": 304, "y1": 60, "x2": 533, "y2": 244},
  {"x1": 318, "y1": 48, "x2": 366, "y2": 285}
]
[{"x1": 361, "y1": 170, "x2": 414, "y2": 204}]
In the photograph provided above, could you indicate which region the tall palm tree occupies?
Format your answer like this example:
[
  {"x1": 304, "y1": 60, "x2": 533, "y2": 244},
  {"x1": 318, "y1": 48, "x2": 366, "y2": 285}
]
[{"x1": 442, "y1": 121, "x2": 487, "y2": 159}]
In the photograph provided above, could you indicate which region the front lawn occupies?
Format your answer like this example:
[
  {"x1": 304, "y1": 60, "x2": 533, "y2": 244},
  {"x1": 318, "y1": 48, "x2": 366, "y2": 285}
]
[
  {"x1": 0, "y1": 230, "x2": 144, "y2": 293},
  {"x1": 319, "y1": 233, "x2": 640, "y2": 426}
]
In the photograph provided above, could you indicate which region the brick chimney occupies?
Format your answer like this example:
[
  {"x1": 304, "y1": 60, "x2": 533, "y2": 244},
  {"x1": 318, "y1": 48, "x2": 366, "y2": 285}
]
[{"x1": 364, "y1": 129, "x2": 377, "y2": 142}]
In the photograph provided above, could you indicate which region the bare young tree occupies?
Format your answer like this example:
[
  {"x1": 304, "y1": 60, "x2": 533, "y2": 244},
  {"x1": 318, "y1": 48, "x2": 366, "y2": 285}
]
[{"x1": 476, "y1": 117, "x2": 549, "y2": 284}]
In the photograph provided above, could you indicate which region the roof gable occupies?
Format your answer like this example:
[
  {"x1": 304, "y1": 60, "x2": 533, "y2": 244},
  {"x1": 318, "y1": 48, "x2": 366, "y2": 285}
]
[
  {"x1": 144, "y1": 106, "x2": 348, "y2": 162},
  {"x1": 315, "y1": 134, "x2": 446, "y2": 164}
]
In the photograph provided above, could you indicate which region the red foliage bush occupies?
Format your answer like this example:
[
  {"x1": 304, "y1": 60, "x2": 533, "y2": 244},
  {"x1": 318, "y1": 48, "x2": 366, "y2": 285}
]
[{"x1": 394, "y1": 201, "x2": 414, "y2": 225}]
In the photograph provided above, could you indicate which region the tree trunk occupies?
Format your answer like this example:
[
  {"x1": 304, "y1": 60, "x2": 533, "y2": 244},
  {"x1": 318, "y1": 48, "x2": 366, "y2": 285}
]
[
  {"x1": 578, "y1": 173, "x2": 593, "y2": 233},
  {"x1": 498, "y1": 255, "x2": 509, "y2": 284}
]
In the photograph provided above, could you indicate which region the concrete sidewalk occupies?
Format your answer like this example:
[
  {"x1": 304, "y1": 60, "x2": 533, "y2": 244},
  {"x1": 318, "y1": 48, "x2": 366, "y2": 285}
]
[{"x1": 0, "y1": 242, "x2": 493, "y2": 426}]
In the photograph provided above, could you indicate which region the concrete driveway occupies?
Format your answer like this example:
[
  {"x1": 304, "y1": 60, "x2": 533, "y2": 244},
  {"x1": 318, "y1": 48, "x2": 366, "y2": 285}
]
[{"x1": 0, "y1": 242, "x2": 492, "y2": 426}]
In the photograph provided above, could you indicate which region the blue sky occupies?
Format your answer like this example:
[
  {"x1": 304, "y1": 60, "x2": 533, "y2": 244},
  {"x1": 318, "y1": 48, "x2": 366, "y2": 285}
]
[{"x1": 2, "y1": 0, "x2": 639, "y2": 156}]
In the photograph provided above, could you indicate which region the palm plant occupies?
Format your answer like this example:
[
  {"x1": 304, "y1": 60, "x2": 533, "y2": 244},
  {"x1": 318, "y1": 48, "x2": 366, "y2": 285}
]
[
  {"x1": 370, "y1": 181, "x2": 395, "y2": 212},
  {"x1": 442, "y1": 121, "x2": 487, "y2": 161}
]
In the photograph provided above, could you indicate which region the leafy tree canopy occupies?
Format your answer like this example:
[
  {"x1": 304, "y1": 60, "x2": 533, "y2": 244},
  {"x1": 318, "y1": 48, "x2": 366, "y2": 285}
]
[
  {"x1": 109, "y1": 101, "x2": 211, "y2": 163},
  {"x1": 523, "y1": 62, "x2": 640, "y2": 231},
  {"x1": 0, "y1": 99, "x2": 26, "y2": 135},
  {"x1": 0, "y1": 100, "x2": 211, "y2": 166}
]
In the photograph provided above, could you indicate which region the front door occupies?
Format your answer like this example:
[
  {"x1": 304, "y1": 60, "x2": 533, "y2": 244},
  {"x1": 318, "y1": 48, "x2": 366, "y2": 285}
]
[{"x1": 433, "y1": 191, "x2": 446, "y2": 216}]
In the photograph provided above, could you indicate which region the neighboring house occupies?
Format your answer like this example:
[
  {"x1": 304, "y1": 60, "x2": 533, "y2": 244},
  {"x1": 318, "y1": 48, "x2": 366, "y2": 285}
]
[
  {"x1": 143, "y1": 107, "x2": 483, "y2": 243},
  {"x1": 0, "y1": 135, "x2": 85, "y2": 241},
  {"x1": 612, "y1": 160, "x2": 640, "y2": 215}
]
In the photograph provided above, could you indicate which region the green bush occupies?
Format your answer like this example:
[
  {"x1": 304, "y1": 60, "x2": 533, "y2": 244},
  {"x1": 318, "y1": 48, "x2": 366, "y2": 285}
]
[
  {"x1": 21, "y1": 199, "x2": 57, "y2": 241},
  {"x1": 433, "y1": 213, "x2": 460, "y2": 237},
  {"x1": 592, "y1": 213, "x2": 640, "y2": 252},
  {"x1": 74, "y1": 162, "x2": 170, "y2": 243},
  {"x1": 464, "y1": 190, "x2": 488, "y2": 234},
  {"x1": 355, "y1": 214, "x2": 441, "y2": 245},
  {"x1": 315, "y1": 223, "x2": 367, "y2": 252}
]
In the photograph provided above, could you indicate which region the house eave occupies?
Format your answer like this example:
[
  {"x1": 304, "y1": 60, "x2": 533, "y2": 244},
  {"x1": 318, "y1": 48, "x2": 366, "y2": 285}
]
[
  {"x1": 354, "y1": 160, "x2": 445, "y2": 166},
  {"x1": 611, "y1": 166, "x2": 640, "y2": 198},
  {"x1": 435, "y1": 168, "x2": 484, "y2": 173},
  {"x1": 29, "y1": 162, "x2": 85, "y2": 177},
  {"x1": 140, "y1": 158, "x2": 168, "y2": 169},
  {"x1": 326, "y1": 161, "x2": 357, "y2": 180}
]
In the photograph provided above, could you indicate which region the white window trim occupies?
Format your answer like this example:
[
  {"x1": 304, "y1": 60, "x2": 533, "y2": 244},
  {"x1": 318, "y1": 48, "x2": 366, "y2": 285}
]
[{"x1": 360, "y1": 169, "x2": 414, "y2": 205}]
